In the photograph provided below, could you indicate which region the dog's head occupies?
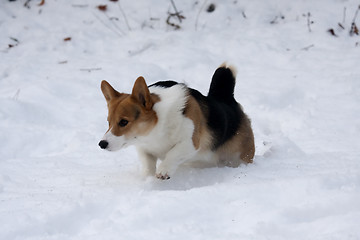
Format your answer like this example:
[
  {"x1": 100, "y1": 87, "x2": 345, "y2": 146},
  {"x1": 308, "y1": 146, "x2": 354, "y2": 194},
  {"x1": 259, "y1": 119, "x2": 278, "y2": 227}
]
[{"x1": 99, "y1": 77, "x2": 158, "y2": 151}]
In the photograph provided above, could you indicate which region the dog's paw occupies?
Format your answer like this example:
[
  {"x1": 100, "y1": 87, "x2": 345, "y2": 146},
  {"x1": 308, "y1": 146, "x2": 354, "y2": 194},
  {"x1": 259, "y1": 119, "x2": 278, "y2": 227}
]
[
  {"x1": 156, "y1": 173, "x2": 170, "y2": 180},
  {"x1": 156, "y1": 162, "x2": 175, "y2": 180}
]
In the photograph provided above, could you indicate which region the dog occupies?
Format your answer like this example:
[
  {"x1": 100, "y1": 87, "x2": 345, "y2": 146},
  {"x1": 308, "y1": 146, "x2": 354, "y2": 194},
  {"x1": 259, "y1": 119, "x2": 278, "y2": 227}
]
[{"x1": 99, "y1": 64, "x2": 255, "y2": 180}]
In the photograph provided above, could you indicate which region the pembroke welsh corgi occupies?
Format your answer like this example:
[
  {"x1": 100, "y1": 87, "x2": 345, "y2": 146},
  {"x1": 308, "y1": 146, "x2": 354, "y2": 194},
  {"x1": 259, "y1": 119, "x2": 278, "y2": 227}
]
[{"x1": 99, "y1": 64, "x2": 255, "y2": 180}]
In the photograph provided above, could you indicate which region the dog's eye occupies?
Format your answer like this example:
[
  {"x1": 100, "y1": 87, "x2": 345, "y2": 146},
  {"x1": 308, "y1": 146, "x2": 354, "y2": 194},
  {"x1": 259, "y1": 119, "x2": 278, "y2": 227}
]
[{"x1": 118, "y1": 119, "x2": 128, "y2": 127}]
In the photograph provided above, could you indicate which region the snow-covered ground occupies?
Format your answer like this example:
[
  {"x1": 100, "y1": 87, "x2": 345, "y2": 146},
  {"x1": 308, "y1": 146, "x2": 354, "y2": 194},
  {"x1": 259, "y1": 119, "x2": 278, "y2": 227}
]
[{"x1": 1, "y1": 0, "x2": 360, "y2": 239}]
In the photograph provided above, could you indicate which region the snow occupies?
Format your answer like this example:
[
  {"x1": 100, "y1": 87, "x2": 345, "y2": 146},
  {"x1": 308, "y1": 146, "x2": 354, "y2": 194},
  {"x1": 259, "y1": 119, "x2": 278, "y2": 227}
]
[{"x1": 1, "y1": 0, "x2": 360, "y2": 239}]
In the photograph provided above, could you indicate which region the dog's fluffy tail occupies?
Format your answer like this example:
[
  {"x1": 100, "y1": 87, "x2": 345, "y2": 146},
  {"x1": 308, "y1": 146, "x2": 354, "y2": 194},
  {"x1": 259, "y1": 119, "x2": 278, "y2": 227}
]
[{"x1": 207, "y1": 63, "x2": 237, "y2": 103}]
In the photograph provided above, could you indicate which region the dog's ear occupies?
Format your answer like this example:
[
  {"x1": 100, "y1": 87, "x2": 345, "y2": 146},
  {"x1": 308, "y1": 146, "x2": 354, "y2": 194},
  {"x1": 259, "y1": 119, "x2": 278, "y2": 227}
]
[
  {"x1": 101, "y1": 80, "x2": 121, "y2": 103},
  {"x1": 131, "y1": 76, "x2": 153, "y2": 110}
]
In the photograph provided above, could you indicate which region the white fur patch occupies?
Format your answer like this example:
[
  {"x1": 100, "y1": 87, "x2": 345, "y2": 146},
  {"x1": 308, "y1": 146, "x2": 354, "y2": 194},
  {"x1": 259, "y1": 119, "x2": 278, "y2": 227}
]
[
  {"x1": 133, "y1": 84, "x2": 202, "y2": 177},
  {"x1": 101, "y1": 128, "x2": 128, "y2": 151},
  {"x1": 135, "y1": 84, "x2": 193, "y2": 155}
]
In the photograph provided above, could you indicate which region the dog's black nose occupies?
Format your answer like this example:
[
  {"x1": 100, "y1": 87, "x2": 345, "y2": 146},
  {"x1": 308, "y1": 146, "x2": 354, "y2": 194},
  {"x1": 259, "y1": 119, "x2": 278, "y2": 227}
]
[{"x1": 99, "y1": 140, "x2": 108, "y2": 149}]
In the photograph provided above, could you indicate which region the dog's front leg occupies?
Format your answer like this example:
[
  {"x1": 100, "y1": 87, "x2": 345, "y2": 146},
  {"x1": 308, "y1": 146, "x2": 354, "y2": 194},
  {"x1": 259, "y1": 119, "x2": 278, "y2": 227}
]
[
  {"x1": 156, "y1": 141, "x2": 196, "y2": 180},
  {"x1": 137, "y1": 148, "x2": 157, "y2": 177}
]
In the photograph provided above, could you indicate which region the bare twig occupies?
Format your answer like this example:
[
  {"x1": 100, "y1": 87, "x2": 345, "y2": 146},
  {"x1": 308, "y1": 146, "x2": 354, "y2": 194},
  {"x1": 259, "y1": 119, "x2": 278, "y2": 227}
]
[
  {"x1": 10, "y1": 37, "x2": 19, "y2": 43},
  {"x1": 128, "y1": 43, "x2": 154, "y2": 57},
  {"x1": 301, "y1": 44, "x2": 314, "y2": 51},
  {"x1": 104, "y1": 11, "x2": 126, "y2": 36},
  {"x1": 270, "y1": 16, "x2": 278, "y2": 24},
  {"x1": 166, "y1": 0, "x2": 185, "y2": 30},
  {"x1": 24, "y1": 0, "x2": 31, "y2": 8},
  {"x1": 350, "y1": 5, "x2": 360, "y2": 36},
  {"x1": 166, "y1": 12, "x2": 185, "y2": 30},
  {"x1": 72, "y1": 4, "x2": 88, "y2": 8},
  {"x1": 351, "y1": 5, "x2": 360, "y2": 23},
  {"x1": 270, "y1": 15, "x2": 284, "y2": 24},
  {"x1": 195, "y1": 0, "x2": 208, "y2": 31},
  {"x1": 307, "y1": 12, "x2": 312, "y2": 32},
  {"x1": 170, "y1": 0, "x2": 182, "y2": 23},
  {"x1": 118, "y1": 0, "x2": 132, "y2": 31},
  {"x1": 8, "y1": 37, "x2": 20, "y2": 49},
  {"x1": 350, "y1": 22, "x2": 359, "y2": 36},
  {"x1": 92, "y1": 12, "x2": 123, "y2": 37},
  {"x1": 80, "y1": 68, "x2": 102, "y2": 72},
  {"x1": 166, "y1": 0, "x2": 185, "y2": 31},
  {"x1": 242, "y1": 10, "x2": 247, "y2": 19}
]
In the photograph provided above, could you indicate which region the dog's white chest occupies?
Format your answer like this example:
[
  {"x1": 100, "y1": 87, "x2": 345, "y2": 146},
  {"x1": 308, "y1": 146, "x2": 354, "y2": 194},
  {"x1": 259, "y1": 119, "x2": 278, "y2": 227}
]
[{"x1": 134, "y1": 85, "x2": 195, "y2": 159}]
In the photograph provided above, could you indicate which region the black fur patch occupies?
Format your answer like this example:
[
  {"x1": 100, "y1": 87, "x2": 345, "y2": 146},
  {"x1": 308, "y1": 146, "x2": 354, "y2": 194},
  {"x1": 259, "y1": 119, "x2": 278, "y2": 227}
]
[
  {"x1": 208, "y1": 67, "x2": 236, "y2": 104},
  {"x1": 189, "y1": 88, "x2": 244, "y2": 150},
  {"x1": 148, "y1": 80, "x2": 178, "y2": 88}
]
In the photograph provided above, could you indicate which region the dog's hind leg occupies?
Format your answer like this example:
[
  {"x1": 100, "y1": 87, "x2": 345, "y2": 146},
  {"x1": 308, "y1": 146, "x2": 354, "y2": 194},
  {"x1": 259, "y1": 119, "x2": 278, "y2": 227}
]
[
  {"x1": 240, "y1": 145, "x2": 255, "y2": 164},
  {"x1": 239, "y1": 126, "x2": 255, "y2": 164},
  {"x1": 216, "y1": 121, "x2": 255, "y2": 166}
]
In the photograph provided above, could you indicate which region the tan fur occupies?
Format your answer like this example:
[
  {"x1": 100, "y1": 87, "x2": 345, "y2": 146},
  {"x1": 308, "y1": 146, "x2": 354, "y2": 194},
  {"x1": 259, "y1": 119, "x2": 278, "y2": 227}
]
[
  {"x1": 101, "y1": 77, "x2": 159, "y2": 139},
  {"x1": 216, "y1": 112, "x2": 255, "y2": 167},
  {"x1": 183, "y1": 95, "x2": 212, "y2": 151}
]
